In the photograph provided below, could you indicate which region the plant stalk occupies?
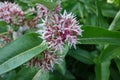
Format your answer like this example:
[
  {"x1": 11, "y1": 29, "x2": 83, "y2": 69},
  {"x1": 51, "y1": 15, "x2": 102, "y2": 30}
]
[{"x1": 108, "y1": 9, "x2": 120, "y2": 30}]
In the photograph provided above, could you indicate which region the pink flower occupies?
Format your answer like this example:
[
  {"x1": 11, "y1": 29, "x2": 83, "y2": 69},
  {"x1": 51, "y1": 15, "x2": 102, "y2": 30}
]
[
  {"x1": 28, "y1": 50, "x2": 60, "y2": 71},
  {"x1": 38, "y1": 10, "x2": 83, "y2": 52},
  {"x1": 36, "y1": 3, "x2": 49, "y2": 18},
  {"x1": 0, "y1": 35, "x2": 11, "y2": 48},
  {"x1": 0, "y1": 2, "x2": 24, "y2": 25}
]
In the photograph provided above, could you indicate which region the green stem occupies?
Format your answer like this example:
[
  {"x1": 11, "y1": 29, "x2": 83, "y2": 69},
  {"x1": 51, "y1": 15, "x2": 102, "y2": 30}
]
[
  {"x1": 96, "y1": 0, "x2": 102, "y2": 27},
  {"x1": 0, "y1": 32, "x2": 8, "y2": 36},
  {"x1": 108, "y1": 9, "x2": 120, "y2": 30}
]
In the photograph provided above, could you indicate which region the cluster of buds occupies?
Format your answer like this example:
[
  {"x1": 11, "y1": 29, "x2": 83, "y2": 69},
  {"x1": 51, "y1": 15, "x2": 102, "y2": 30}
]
[
  {"x1": 0, "y1": 2, "x2": 25, "y2": 25},
  {"x1": 28, "y1": 50, "x2": 60, "y2": 71},
  {"x1": 25, "y1": 4, "x2": 49, "y2": 28},
  {"x1": 0, "y1": 35, "x2": 11, "y2": 48}
]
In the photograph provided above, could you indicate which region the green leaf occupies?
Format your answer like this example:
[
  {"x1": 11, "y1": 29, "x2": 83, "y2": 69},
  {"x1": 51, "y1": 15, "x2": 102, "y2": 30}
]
[
  {"x1": 78, "y1": 26, "x2": 120, "y2": 45},
  {"x1": 96, "y1": 0, "x2": 103, "y2": 27},
  {"x1": 101, "y1": 3, "x2": 117, "y2": 18},
  {"x1": 1, "y1": 66, "x2": 38, "y2": 80},
  {"x1": 54, "y1": 45, "x2": 68, "y2": 75},
  {"x1": 79, "y1": 38, "x2": 120, "y2": 45},
  {"x1": 99, "y1": 45, "x2": 120, "y2": 62},
  {"x1": 15, "y1": 66, "x2": 38, "y2": 80},
  {"x1": 0, "y1": 21, "x2": 7, "y2": 27},
  {"x1": 68, "y1": 47, "x2": 94, "y2": 64},
  {"x1": 60, "y1": 44, "x2": 69, "y2": 58},
  {"x1": 94, "y1": 45, "x2": 120, "y2": 80},
  {"x1": 32, "y1": 69, "x2": 49, "y2": 80},
  {"x1": 32, "y1": 0, "x2": 57, "y2": 10},
  {"x1": 55, "y1": 59, "x2": 66, "y2": 75},
  {"x1": 1, "y1": 70, "x2": 16, "y2": 80},
  {"x1": 19, "y1": 0, "x2": 57, "y2": 10},
  {"x1": 0, "y1": 33, "x2": 42, "y2": 64},
  {"x1": 49, "y1": 70, "x2": 75, "y2": 80},
  {"x1": 0, "y1": 21, "x2": 7, "y2": 33},
  {"x1": 0, "y1": 42, "x2": 47, "y2": 75},
  {"x1": 25, "y1": 12, "x2": 35, "y2": 20},
  {"x1": 95, "y1": 61, "x2": 110, "y2": 80}
]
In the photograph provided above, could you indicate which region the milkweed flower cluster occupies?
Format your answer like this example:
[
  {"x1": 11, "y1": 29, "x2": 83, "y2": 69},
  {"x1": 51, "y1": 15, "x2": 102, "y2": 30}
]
[
  {"x1": 38, "y1": 11, "x2": 83, "y2": 52},
  {"x1": 0, "y1": 2, "x2": 24, "y2": 25},
  {"x1": 35, "y1": 2, "x2": 83, "y2": 70},
  {"x1": 33, "y1": 2, "x2": 83, "y2": 70},
  {"x1": 28, "y1": 50, "x2": 61, "y2": 71},
  {"x1": 25, "y1": 4, "x2": 49, "y2": 28}
]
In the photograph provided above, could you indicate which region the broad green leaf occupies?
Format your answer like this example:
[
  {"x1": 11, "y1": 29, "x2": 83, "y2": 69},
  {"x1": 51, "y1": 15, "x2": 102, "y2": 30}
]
[
  {"x1": 95, "y1": 61, "x2": 110, "y2": 80},
  {"x1": 32, "y1": 69, "x2": 49, "y2": 80},
  {"x1": 78, "y1": 26, "x2": 120, "y2": 45},
  {"x1": 68, "y1": 47, "x2": 94, "y2": 64},
  {"x1": 0, "y1": 33, "x2": 42, "y2": 64},
  {"x1": 81, "y1": 26, "x2": 120, "y2": 38},
  {"x1": 99, "y1": 45, "x2": 120, "y2": 62},
  {"x1": 0, "y1": 42, "x2": 47, "y2": 75},
  {"x1": 78, "y1": 38, "x2": 120, "y2": 45}
]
